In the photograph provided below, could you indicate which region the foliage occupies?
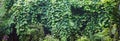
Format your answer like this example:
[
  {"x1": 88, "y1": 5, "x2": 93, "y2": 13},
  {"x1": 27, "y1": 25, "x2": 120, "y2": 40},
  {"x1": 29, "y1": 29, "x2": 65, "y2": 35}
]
[
  {"x1": 43, "y1": 35, "x2": 59, "y2": 41},
  {"x1": 46, "y1": 0, "x2": 118, "y2": 41},
  {"x1": 1, "y1": 0, "x2": 47, "y2": 41},
  {"x1": 0, "y1": 0, "x2": 120, "y2": 41},
  {"x1": 76, "y1": 36, "x2": 90, "y2": 41}
]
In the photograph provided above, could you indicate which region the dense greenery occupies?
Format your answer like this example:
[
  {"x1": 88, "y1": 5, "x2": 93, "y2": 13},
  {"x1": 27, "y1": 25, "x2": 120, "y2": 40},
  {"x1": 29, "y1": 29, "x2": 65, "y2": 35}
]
[{"x1": 0, "y1": 0, "x2": 120, "y2": 41}]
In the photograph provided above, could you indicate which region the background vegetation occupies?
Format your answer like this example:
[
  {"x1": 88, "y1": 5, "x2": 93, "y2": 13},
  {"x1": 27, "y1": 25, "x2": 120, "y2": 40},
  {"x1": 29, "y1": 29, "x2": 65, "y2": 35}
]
[{"x1": 0, "y1": 0, "x2": 120, "y2": 41}]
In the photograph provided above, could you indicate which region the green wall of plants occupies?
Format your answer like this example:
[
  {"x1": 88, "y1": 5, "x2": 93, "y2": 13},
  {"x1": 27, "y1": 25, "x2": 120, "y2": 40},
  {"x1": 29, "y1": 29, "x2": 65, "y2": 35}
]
[{"x1": 0, "y1": 0, "x2": 120, "y2": 41}]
